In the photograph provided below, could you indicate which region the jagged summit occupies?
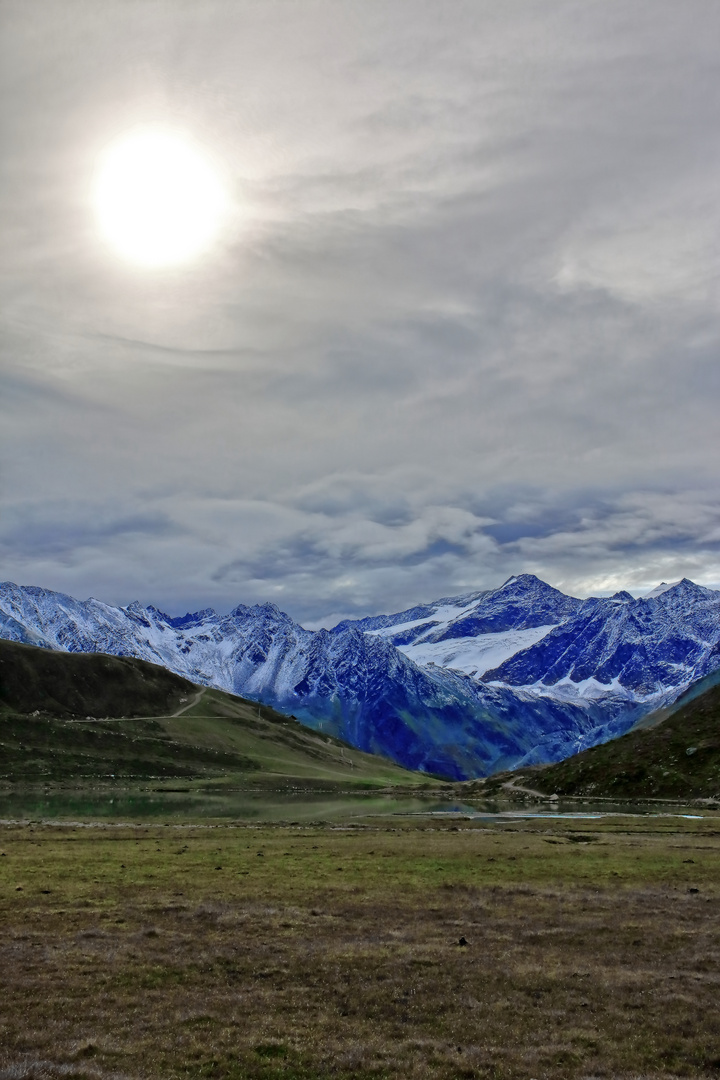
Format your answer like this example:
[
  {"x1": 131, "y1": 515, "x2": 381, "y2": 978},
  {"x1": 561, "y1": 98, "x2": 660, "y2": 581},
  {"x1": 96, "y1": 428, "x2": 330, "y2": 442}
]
[
  {"x1": 229, "y1": 601, "x2": 291, "y2": 620},
  {"x1": 643, "y1": 580, "x2": 682, "y2": 598},
  {"x1": 0, "y1": 574, "x2": 718, "y2": 780},
  {"x1": 641, "y1": 577, "x2": 715, "y2": 603},
  {"x1": 166, "y1": 608, "x2": 217, "y2": 629},
  {"x1": 497, "y1": 572, "x2": 557, "y2": 590}
]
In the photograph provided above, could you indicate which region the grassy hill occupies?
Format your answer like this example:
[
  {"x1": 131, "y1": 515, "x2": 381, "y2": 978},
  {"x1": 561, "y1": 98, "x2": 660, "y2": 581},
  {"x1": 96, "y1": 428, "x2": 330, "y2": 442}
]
[
  {"x1": 0, "y1": 640, "x2": 430, "y2": 790},
  {"x1": 0, "y1": 638, "x2": 196, "y2": 718},
  {"x1": 506, "y1": 674, "x2": 720, "y2": 800}
]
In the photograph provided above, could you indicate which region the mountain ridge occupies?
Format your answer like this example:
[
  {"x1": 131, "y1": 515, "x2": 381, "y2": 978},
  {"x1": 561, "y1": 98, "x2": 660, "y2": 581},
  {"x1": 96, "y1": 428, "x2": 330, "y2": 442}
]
[{"x1": 1, "y1": 573, "x2": 718, "y2": 780}]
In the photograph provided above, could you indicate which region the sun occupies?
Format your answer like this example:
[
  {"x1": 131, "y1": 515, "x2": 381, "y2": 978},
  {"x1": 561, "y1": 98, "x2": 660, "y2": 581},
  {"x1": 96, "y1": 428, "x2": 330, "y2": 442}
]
[{"x1": 93, "y1": 129, "x2": 229, "y2": 267}]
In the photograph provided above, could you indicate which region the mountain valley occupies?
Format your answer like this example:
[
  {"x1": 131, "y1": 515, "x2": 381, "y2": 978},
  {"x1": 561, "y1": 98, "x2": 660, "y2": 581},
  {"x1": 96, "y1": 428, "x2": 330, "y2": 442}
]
[{"x1": 1, "y1": 574, "x2": 719, "y2": 780}]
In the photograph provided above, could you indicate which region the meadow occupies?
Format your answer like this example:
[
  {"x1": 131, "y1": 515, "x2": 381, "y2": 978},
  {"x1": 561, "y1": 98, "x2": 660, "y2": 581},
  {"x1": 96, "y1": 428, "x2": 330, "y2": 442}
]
[{"x1": 0, "y1": 812, "x2": 718, "y2": 1080}]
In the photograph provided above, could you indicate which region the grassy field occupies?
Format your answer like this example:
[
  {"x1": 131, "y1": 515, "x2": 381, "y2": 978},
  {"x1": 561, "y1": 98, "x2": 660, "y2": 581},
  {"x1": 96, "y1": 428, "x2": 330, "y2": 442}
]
[{"x1": 0, "y1": 812, "x2": 719, "y2": 1079}]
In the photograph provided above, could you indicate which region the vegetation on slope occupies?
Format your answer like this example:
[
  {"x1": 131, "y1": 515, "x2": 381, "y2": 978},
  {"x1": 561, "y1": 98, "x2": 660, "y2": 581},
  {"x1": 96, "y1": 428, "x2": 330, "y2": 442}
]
[
  {"x1": 0, "y1": 638, "x2": 195, "y2": 718},
  {"x1": 0, "y1": 640, "x2": 428, "y2": 789},
  {"x1": 517, "y1": 675, "x2": 720, "y2": 800}
]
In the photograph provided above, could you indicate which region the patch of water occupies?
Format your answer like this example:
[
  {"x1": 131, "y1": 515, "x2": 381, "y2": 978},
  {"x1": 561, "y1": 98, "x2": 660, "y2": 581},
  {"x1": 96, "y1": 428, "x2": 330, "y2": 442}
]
[
  {"x1": 0, "y1": 788, "x2": 469, "y2": 823},
  {"x1": 0, "y1": 788, "x2": 711, "y2": 824}
]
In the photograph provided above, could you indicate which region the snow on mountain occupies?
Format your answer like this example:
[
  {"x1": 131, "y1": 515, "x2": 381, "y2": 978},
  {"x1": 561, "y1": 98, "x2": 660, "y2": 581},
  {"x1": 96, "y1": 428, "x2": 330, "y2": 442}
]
[
  {"x1": 482, "y1": 578, "x2": 720, "y2": 703},
  {"x1": 340, "y1": 575, "x2": 581, "y2": 644},
  {"x1": 392, "y1": 625, "x2": 559, "y2": 679},
  {"x1": 357, "y1": 575, "x2": 583, "y2": 677},
  {"x1": 1, "y1": 573, "x2": 718, "y2": 780}
]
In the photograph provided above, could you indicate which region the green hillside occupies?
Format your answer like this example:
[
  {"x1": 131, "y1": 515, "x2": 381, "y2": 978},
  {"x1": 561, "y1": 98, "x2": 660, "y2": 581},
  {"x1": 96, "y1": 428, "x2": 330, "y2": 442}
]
[
  {"x1": 0, "y1": 638, "x2": 195, "y2": 718},
  {"x1": 0, "y1": 640, "x2": 429, "y2": 790},
  {"x1": 513, "y1": 676, "x2": 720, "y2": 800}
]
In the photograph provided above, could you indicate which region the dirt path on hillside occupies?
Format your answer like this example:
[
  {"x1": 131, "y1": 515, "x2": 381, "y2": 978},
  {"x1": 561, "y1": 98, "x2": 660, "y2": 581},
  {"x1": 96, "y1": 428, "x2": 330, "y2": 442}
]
[
  {"x1": 500, "y1": 776, "x2": 554, "y2": 799},
  {"x1": 171, "y1": 687, "x2": 206, "y2": 716},
  {"x1": 63, "y1": 687, "x2": 207, "y2": 723}
]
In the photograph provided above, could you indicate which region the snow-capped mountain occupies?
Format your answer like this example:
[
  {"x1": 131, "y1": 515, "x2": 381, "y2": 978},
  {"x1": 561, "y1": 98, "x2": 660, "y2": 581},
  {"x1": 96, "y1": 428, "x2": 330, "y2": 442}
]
[
  {"x1": 343, "y1": 575, "x2": 583, "y2": 678},
  {"x1": 482, "y1": 578, "x2": 720, "y2": 695},
  {"x1": 1, "y1": 574, "x2": 718, "y2": 780}
]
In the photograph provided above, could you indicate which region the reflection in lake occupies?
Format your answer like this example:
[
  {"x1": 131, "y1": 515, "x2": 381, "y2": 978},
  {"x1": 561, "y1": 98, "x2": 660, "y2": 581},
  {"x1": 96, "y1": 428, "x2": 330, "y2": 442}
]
[
  {"x1": 0, "y1": 787, "x2": 708, "y2": 823},
  {"x1": 0, "y1": 788, "x2": 469, "y2": 823}
]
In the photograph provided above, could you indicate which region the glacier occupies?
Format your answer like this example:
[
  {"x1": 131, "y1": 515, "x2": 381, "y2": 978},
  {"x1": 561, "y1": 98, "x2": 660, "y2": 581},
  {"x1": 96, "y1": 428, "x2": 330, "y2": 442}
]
[{"x1": 0, "y1": 573, "x2": 718, "y2": 780}]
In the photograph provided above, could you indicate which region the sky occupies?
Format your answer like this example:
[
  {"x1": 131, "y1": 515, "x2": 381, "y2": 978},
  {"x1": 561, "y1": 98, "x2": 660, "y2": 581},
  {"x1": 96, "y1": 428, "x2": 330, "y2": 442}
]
[{"x1": 1, "y1": 0, "x2": 719, "y2": 627}]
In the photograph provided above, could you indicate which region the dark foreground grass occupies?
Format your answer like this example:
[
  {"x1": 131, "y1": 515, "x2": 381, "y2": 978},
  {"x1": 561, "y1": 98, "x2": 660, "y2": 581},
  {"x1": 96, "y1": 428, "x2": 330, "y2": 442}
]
[{"x1": 0, "y1": 815, "x2": 719, "y2": 1079}]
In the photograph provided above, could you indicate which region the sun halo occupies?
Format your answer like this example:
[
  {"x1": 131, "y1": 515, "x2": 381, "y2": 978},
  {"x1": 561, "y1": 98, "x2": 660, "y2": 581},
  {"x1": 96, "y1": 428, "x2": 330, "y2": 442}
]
[{"x1": 93, "y1": 128, "x2": 229, "y2": 268}]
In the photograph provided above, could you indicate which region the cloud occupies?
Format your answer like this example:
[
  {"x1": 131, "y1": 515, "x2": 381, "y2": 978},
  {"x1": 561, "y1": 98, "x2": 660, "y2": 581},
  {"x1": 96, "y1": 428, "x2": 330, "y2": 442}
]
[
  {"x1": 0, "y1": 502, "x2": 178, "y2": 560},
  {"x1": 1, "y1": 1, "x2": 719, "y2": 620}
]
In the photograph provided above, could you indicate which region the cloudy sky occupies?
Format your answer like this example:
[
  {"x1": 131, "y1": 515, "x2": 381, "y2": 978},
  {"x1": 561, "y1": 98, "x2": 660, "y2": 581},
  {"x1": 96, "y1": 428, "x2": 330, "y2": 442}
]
[{"x1": 2, "y1": 0, "x2": 719, "y2": 626}]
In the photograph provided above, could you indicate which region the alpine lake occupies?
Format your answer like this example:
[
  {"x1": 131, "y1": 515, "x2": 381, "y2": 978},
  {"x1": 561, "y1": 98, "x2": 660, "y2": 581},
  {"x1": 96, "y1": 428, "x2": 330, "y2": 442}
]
[
  {"x1": 0, "y1": 783, "x2": 713, "y2": 824},
  {"x1": 0, "y1": 786, "x2": 718, "y2": 1080}
]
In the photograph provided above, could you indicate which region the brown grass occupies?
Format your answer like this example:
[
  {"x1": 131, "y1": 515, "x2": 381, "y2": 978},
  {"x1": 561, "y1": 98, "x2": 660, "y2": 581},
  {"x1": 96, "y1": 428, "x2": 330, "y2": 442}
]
[{"x1": 0, "y1": 815, "x2": 719, "y2": 1079}]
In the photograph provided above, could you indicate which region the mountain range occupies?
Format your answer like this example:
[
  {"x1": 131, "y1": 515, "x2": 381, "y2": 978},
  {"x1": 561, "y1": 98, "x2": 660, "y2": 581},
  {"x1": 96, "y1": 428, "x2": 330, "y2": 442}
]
[{"x1": 1, "y1": 574, "x2": 718, "y2": 780}]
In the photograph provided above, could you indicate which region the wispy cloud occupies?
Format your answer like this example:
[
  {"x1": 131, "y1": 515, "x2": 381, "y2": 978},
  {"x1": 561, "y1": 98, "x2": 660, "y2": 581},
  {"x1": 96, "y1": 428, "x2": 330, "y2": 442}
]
[{"x1": 1, "y1": 1, "x2": 719, "y2": 619}]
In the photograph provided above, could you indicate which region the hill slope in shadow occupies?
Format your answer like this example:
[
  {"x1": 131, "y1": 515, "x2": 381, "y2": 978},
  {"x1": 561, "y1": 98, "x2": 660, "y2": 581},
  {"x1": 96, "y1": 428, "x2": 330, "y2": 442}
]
[{"x1": 0, "y1": 638, "x2": 195, "y2": 718}]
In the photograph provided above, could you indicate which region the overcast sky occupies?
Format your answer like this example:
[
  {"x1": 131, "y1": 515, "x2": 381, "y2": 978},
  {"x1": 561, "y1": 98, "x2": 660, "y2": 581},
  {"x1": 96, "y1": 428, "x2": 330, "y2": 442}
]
[{"x1": 1, "y1": 0, "x2": 719, "y2": 626}]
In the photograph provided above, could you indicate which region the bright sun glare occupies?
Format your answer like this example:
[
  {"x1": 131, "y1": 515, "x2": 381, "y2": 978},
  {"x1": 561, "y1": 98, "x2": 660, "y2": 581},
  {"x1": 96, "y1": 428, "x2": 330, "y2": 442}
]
[{"x1": 94, "y1": 129, "x2": 228, "y2": 267}]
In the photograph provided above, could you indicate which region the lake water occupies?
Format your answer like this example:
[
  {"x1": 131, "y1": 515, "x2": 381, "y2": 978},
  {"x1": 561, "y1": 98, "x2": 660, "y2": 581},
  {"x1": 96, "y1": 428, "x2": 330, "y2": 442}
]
[{"x1": 0, "y1": 787, "x2": 710, "y2": 823}]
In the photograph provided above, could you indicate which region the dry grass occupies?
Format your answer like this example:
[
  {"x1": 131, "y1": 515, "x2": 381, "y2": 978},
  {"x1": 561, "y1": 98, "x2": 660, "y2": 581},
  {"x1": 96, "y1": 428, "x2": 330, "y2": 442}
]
[{"x1": 0, "y1": 815, "x2": 719, "y2": 1079}]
